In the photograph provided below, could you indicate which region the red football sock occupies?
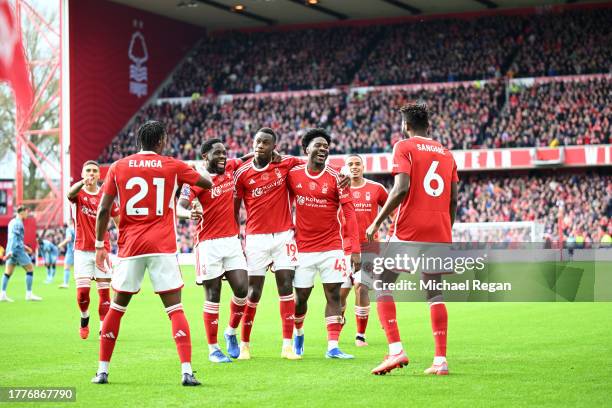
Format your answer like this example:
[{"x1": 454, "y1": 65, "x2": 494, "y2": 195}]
[
  {"x1": 203, "y1": 301, "x2": 219, "y2": 345},
  {"x1": 76, "y1": 285, "x2": 90, "y2": 314},
  {"x1": 294, "y1": 313, "x2": 306, "y2": 330},
  {"x1": 99, "y1": 302, "x2": 126, "y2": 362},
  {"x1": 279, "y1": 294, "x2": 295, "y2": 340},
  {"x1": 167, "y1": 303, "x2": 191, "y2": 364},
  {"x1": 377, "y1": 295, "x2": 401, "y2": 344},
  {"x1": 241, "y1": 301, "x2": 258, "y2": 343},
  {"x1": 97, "y1": 281, "x2": 111, "y2": 322},
  {"x1": 325, "y1": 316, "x2": 343, "y2": 341},
  {"x1": 355, "y1": 305, "x2": 370, "y2": 335},
  {"x1": 228, "y1": 296, "x2": 247, "y2": 329},
  {"x1": 430, "y1": 302, "x2": 448, "y2": 357}
]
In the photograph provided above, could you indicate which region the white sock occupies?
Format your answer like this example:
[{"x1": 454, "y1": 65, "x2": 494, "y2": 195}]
[
  {"x1": 225, "y1": 326, "x2": 236, "y2": 336},
  {"x1": 80, "y1": 311, "x2": 89, "y2": 318},
  {"x1": 26, "y1": 290, "x2": 32, "y2": 296},
  {"x1": 327, "y1": 340, "x2": 338, "y2": 351},
  {"x1": 295, "y1": 328, "x2": 304, "y2": 336},
  {"x1": 282, "y1": 338, "x2": 292, "y2": 347},
  {"x1": 181, "y1": 362, "x2": 193, "y2": 375},
  {"x1": 1, "y1": 291, "x2": 6, "y2": 296},
  {"x1": 356, "y1": 332, "x2": 365, "y2": 338},
  {"x1": 433, "y1": 356, "x2": 447, "y2": 365},
  {"x1": 208, "y1": 344, "x2": 220, "y2": 354},
  {"x1": 98, "y1": 361, "x2": 109, "y2": 374},
  {"x1": 389, "y1": 342, "x2": 403, "y2": 355},
  {"x1": 240, "y1": 341, "x2": 249, "y2": 347}
]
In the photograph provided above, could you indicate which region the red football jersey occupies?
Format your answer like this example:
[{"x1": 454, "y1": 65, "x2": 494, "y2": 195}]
[
  {"x1": 391, "y1": 136, "x2": 458, "y2": 243},
  {"x1": 69, "y1": 188, "x2": 119, "y2": 251},
  {"x1": 234, "y1": 156, "x2": 302, "y2": 235},
  {"x1": 103, "y1": 152, "x2": 201, "y2": 258},
  {"x1": 350, "y1": 180, "x2": 388, "y2": 243},
  {"x1": 180, "y1": 159, "x2": 242, "y2": 242},
  {"x1": 287, "y1": 164, "x2": 352, "y2": 252}
]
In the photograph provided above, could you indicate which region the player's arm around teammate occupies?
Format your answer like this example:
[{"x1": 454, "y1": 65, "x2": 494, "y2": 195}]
[{"x1": 177, "y1": 139, "x2": 250, "y2": 363}]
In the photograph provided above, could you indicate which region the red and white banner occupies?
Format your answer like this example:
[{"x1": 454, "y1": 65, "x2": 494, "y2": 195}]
[
  {"x1": 98, "y1": 145, "x2": 611, "y2": 178},
  {"x1": 69, "y1": 0, "x2": 203, "y2": 181},
  {"x1": 0, "y1": 0, "x2": 33, "y2": 123}
]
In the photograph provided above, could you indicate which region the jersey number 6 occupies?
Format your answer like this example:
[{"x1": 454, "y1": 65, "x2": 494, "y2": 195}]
[{"x1": 423, "y1": 161, "x2": 444, "y2": 197}]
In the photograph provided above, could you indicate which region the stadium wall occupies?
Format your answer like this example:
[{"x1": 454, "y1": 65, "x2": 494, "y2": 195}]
[{"x1": 68, "y1": 0, "x2": 204, "y2": 181}]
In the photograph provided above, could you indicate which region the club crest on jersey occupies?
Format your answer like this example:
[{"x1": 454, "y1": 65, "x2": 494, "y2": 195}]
[
  {"x1": 322, "y1": 183, "x2": 328, "y2": 194},
  {"x1": 262, "y1": 173, "x2": 270, "y2": 181},
  {"x1": 353, "y1": 191, "x2": 360, "y2": 199},
  {"x1": 309, "y1": 182, "x2": 316, "y2": 191},
  {"x1": 275, "y1": 168, "x2": 282, "y2": 179},
  {"x1": 365, "y1": 192, "x2": 371, "y2": 201}
]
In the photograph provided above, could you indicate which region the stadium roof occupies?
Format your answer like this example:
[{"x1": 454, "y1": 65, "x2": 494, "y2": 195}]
[{"x1": 110, "y1": 0, "x2": 604, "y2": 30}]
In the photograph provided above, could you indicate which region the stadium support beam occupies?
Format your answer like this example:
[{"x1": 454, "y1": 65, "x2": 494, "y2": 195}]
[
  {"x1": 380, "y1": 0, "x2": 422, "y2": 15},
  {"x1": 473, "y1": 0, "x2": 498, "y2": 9},
  {"x1": 196, "y1": 0, "x2": 276, "y2": 25},
  {"x1": 286, "y1": 0, "x2": 348, "y2": 20}
]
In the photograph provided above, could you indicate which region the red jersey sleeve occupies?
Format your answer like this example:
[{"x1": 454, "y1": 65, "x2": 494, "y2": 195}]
[
  {"x1": 110, "y1": 200, "x2": 120, "y2": 217},
  {"x1": 233, "y1": 172, "x2": 245, "y2": 199},
  {"x1": 337, "y1": 176, "x2": 352, "y2": 205},
  {"x1": 285, "y1": 156, "x2": 305, "y2": 168},
  {"x1": 451, "y1": 159, "x2": 459, "y2": 182},
  {"x1": 392, "y1": 141, "x2": 412, "y2": 176},
  {"x1": 377, "y1": 184, "x2": 389, "y2": 207},
  {"x1": 102, "y1": 164, "x2": 118, "y2": 197},
  {"x1": 176, "y1": 160, "x2": 201, "y2": 185}
]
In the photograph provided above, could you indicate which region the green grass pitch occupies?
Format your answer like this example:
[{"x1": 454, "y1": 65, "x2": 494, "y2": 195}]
[{"x1": 0, "y1": 265, "x2": 610, "y2": 408}]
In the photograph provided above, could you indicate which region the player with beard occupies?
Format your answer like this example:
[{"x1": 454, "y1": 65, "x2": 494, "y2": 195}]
[
  {"x1": 177, "y1": 139, "x2": 273, "y2": 363},
  {"x1": 287, "y1": 128, "x2": 361, "y2": 359},
  {"x1": 366, "y1": 104, "x2": 458, "y2": 376}
]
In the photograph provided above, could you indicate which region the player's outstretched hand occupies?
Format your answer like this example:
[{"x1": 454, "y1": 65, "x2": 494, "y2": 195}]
[
  {"x1": 83, "y1": 175, "x2": 95, "y2": 187},
  {"x1": 351, "y1": 252, "x2": 362, "y2": 273},
  {"x1": 95, "y1": 247, "x2": 112, "y2": 273},
  {"x1": 365, "y1": 222, "x2": 379, "y2": 243}
]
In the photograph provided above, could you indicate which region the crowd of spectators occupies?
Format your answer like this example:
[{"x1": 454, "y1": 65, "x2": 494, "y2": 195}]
[
  {"x1": 100, "y1": 77, "x2": 610, "y2": 162},
  {"x1": 161, "y1": 26, "x2": 374, "y2": 97},
  {"x1": 456, "y1": 171, "x2": 611, "y2": 244},
  {"x1": 161, "y1": 8, "x2": 611, "y2": 96}
]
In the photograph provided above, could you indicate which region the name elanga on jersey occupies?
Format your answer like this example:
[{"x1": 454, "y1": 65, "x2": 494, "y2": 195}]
[{"x1": 128, "y1": 159, "x2": 163, "y2": 168}]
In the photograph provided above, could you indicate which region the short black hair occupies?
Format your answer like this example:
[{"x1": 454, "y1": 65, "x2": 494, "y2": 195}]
[
  {"x1": 399, "y1": 103, "x2": 429, "y2": 132},
  {"x1": 201, "y1": 138, "x2": 223, "y2": 156},
  {"x1": 255, "y1": 127, "x2": 277, "y2": 143},
  {"x1": 302, "y1": 128, "x2": 331, "y2": 154},
  {"x1": 137, "y1": 121, "x2": 166, "y2": 150},
  {"x1": 346, "y1": 154, "x2": 364, "y2": 163},
  {"x1": 16, "y1": 205, "x2": 27, "y2": 213},
  {"x1": 83, "y1": 160, "x2": 99, "y2": 168}
]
